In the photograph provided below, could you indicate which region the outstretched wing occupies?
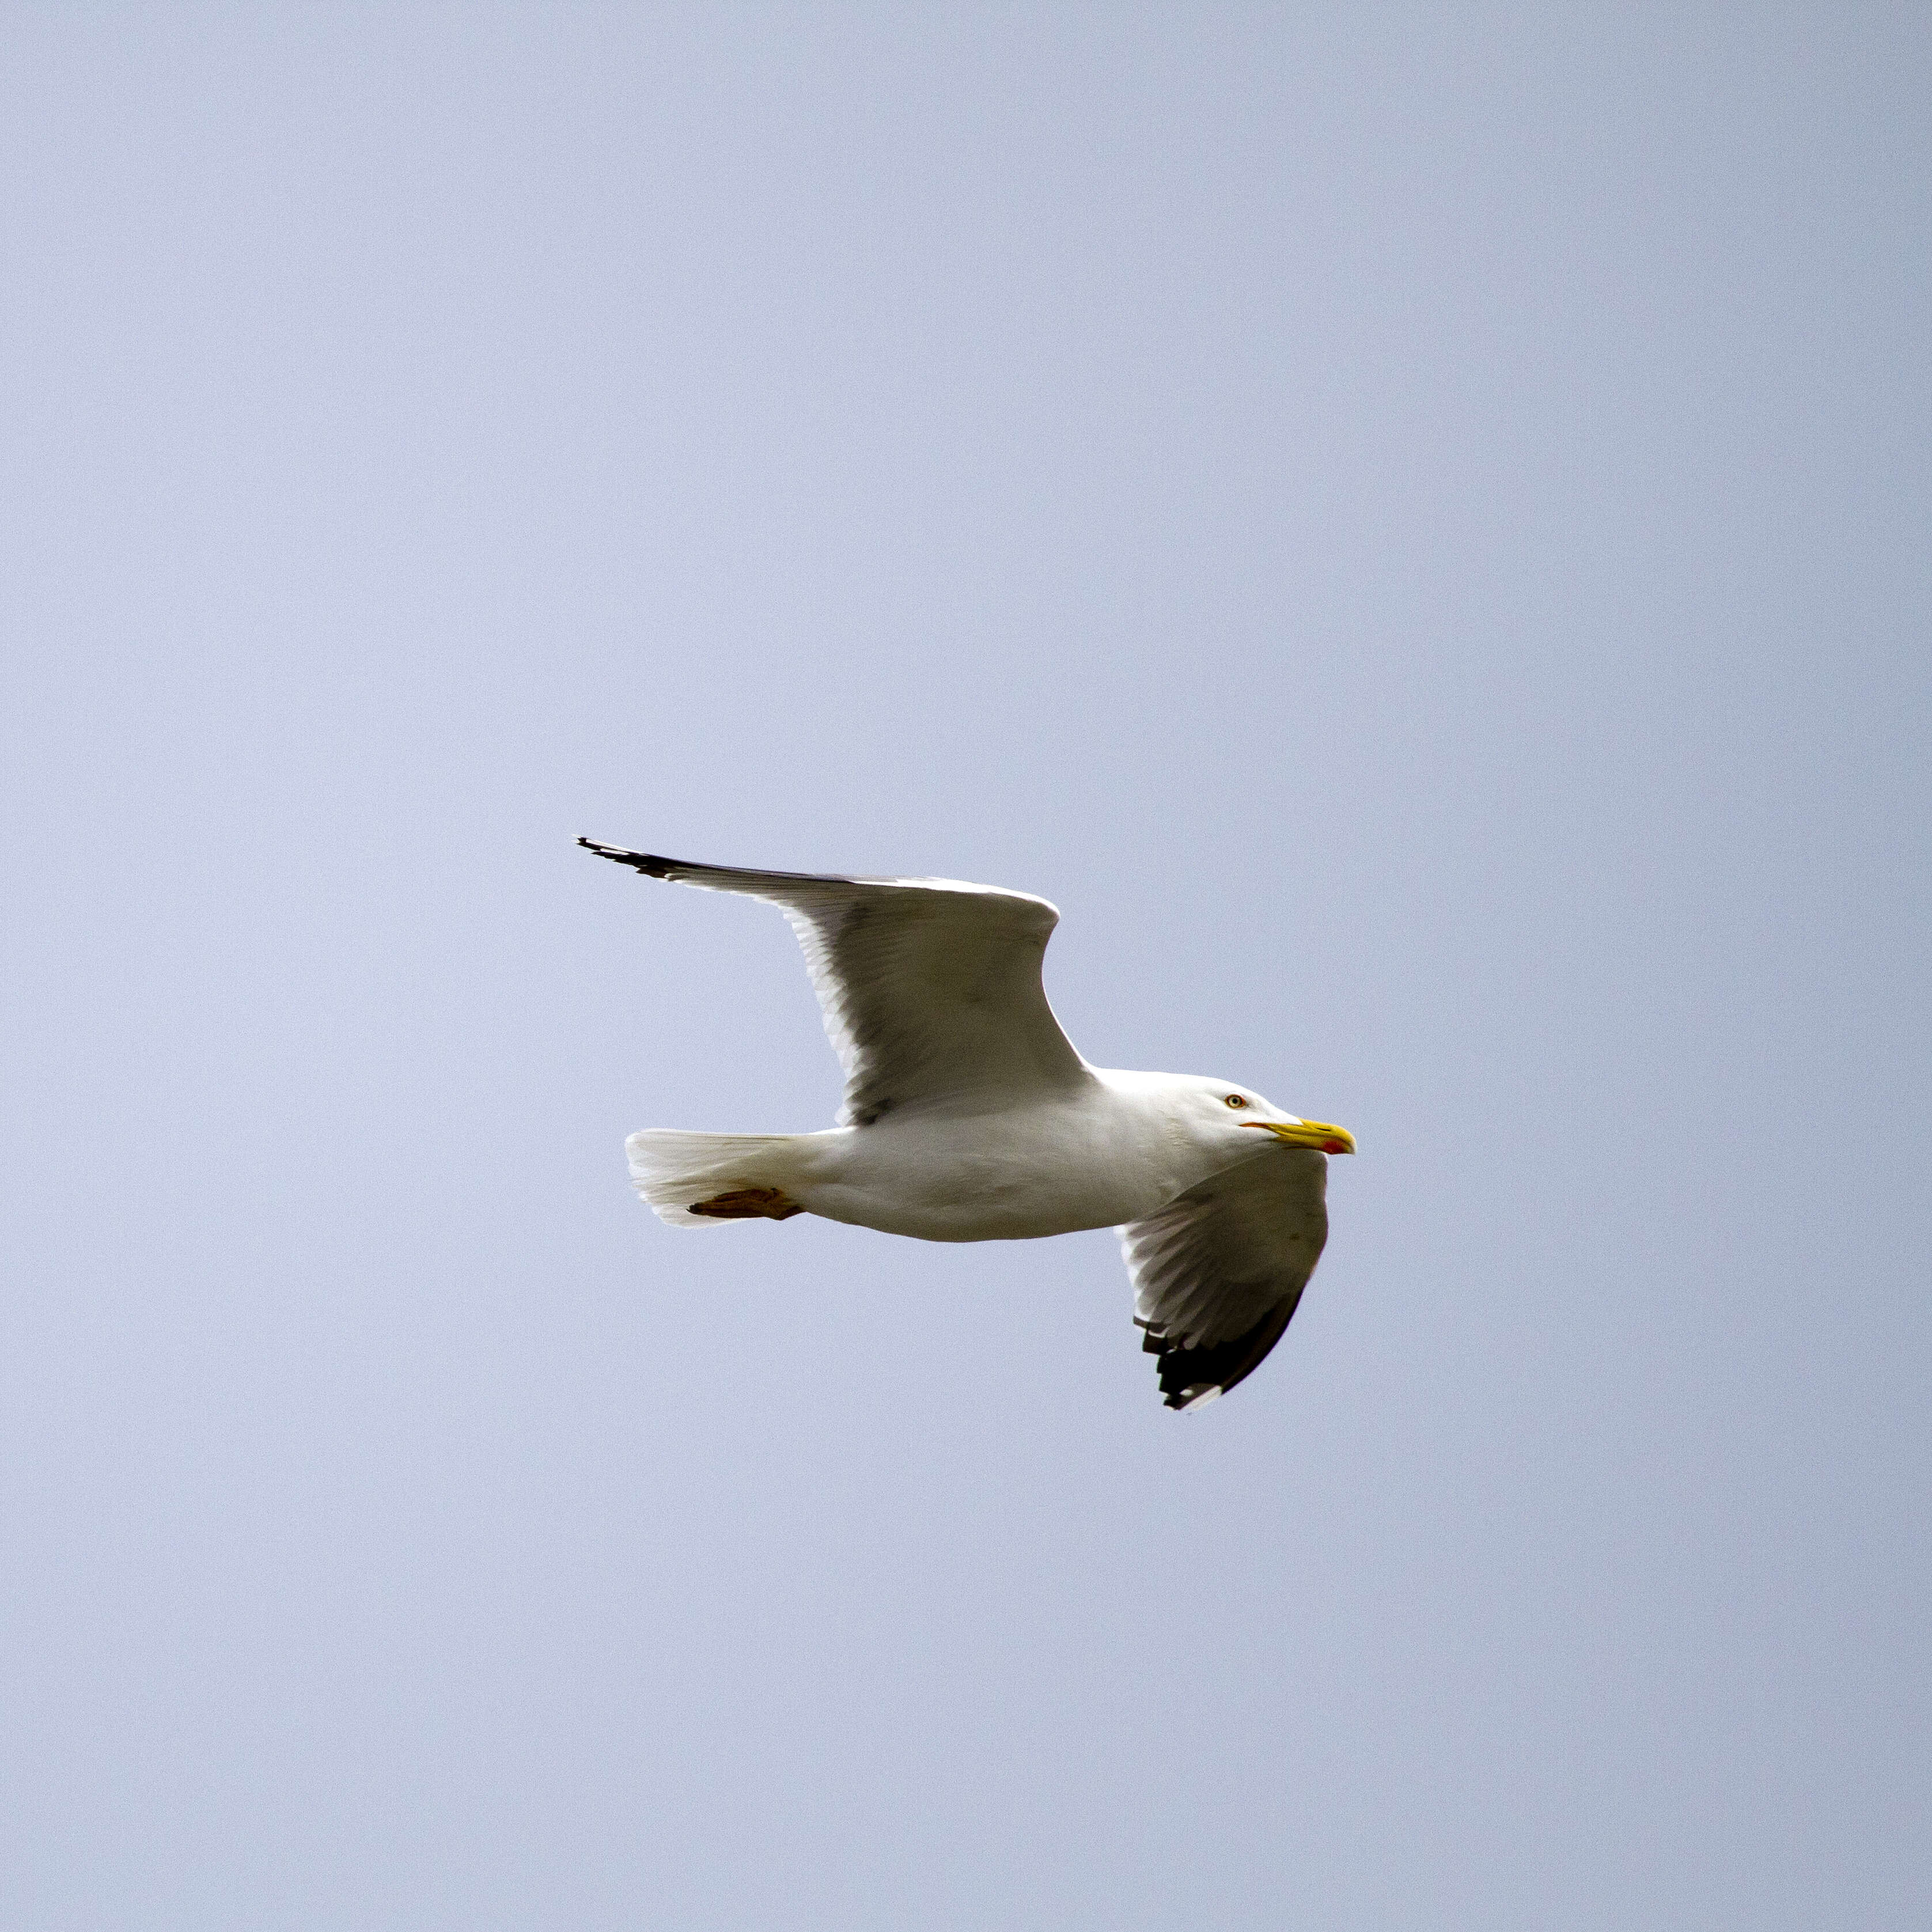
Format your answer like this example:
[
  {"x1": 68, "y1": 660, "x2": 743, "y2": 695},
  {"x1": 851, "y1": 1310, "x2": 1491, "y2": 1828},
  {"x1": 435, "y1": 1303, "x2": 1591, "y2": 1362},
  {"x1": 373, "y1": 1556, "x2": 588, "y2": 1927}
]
[
  {"x1": 1120, "y1": 1145, "x2": 1330, "y2": 1410},
  {"x1": 580, "y1": 840, "x2": 1091, "y2": 1124}
]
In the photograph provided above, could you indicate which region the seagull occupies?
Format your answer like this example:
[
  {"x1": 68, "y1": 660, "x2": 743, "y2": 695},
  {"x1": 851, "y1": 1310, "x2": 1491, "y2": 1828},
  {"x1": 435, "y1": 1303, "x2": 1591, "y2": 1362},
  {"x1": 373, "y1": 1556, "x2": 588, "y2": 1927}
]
[{"x1": 579, "y1": 840, "x2": 1355, "y2": 1409}]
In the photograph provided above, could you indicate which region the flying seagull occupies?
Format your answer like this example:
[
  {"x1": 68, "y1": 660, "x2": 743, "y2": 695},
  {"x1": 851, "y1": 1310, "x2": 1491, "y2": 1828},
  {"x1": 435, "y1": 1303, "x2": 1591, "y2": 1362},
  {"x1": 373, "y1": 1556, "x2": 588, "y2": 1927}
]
[{"x1": 579, "y1": 839, "x2": 1355, "y2": 1409}]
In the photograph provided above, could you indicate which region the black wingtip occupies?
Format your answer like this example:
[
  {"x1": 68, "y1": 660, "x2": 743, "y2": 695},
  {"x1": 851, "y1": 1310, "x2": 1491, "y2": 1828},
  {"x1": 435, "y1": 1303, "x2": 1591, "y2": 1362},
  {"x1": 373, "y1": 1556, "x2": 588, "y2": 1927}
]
[
  {"x1": 1141, "y1": 1301, "x2": 1298, "y2": 1411},
  {"x1": 577, "y1": 838, "x2": 679, "y2": 879}
]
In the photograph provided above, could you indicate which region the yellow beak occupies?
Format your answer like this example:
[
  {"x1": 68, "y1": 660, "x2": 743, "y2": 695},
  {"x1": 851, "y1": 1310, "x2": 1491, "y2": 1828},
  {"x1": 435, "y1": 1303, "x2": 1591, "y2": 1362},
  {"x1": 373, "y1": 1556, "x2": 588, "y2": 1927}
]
[{"x1": 1249, "y1": 1119, "x2": 1357, "y2": 1156}]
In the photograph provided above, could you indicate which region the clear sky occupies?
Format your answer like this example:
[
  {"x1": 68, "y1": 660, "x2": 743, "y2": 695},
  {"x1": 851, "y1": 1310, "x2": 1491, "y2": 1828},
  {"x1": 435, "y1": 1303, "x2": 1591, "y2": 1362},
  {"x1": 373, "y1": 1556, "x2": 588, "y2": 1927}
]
[{"x1": 4, "y1": 7, "x2": 1927, "y2": 1927}]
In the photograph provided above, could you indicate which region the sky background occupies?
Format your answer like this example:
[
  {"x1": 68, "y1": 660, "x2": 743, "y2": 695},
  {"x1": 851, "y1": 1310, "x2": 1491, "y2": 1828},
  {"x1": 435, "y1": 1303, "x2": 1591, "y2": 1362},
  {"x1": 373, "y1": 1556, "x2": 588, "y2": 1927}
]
[{"x1": 3, "y1": 6, "x2": 1928, "y2": 1927}]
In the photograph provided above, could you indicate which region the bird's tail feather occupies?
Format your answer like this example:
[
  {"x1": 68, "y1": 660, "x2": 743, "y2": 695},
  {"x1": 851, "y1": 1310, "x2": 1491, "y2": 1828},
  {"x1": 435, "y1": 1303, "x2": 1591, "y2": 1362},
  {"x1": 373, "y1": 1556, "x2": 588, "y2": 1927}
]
[{"x1": 625, "y1": 1130, "x2": 813, "y2": 1229}]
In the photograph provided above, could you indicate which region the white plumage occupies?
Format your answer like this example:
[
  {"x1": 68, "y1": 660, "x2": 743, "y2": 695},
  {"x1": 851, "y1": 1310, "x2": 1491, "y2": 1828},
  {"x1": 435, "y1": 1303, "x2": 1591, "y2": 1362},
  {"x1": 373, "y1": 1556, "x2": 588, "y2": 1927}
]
[{"x1": 582, "y1": 840, "x2": 1355, "y2": 1410}]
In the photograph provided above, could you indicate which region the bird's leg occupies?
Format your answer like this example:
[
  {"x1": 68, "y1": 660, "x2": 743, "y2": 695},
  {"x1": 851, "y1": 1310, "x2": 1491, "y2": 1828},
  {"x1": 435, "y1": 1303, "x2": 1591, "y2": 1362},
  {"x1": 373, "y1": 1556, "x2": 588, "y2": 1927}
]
[{"x1": 687, "y1": 1187, "x2": 804, "y2": 1221}]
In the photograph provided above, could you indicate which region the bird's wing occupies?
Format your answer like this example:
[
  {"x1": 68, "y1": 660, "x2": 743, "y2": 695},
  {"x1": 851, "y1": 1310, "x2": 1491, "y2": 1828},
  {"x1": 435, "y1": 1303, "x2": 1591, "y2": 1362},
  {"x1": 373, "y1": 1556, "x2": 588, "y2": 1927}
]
[
  {"x1": 1120, "y1": 1145, "x2": 1329, "y2": 1410},
  {"x1": 580, "y1": 840, "x2": 1090, "y2": 1124}
]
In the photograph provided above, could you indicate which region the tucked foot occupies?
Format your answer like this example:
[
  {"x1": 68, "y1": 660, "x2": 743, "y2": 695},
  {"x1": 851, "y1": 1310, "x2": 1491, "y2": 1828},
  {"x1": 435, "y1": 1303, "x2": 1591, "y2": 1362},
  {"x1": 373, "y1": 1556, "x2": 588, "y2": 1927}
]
[{"x1": 687, "y1": 1187, "x2": 804, "y2": 1221}]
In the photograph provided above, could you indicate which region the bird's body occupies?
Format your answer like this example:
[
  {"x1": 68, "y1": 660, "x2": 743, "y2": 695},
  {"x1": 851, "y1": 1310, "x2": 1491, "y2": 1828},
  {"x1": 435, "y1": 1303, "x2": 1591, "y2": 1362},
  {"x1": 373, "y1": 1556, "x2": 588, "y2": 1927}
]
[
  {"x1": 582, "y1": 839, "x2": 1354, "y2": 1408},
  {"x1": 657, "y1": 1069, "x2": 1300, "y2": 1244}
]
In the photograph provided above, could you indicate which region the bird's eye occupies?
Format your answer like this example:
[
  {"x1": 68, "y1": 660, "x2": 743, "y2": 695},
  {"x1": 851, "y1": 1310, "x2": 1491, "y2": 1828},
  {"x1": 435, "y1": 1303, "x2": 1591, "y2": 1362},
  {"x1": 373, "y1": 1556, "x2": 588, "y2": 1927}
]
[{"x1": 1224, "y1": 1094, "x2": 1247, "y2": 1108}]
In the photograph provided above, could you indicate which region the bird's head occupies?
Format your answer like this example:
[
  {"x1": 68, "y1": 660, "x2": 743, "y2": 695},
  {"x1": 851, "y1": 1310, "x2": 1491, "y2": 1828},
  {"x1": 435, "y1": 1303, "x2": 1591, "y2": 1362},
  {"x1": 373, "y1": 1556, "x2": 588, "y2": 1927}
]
[{"x1": 1188, "y1": 1079, "x2": 1356, "y2": 1157}]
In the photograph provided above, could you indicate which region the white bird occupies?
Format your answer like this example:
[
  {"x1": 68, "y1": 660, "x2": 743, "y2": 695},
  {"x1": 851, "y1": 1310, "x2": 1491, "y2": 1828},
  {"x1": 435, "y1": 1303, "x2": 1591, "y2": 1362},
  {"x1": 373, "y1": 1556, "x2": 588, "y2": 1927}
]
[{"x1": 581, "y1": 840, "x2": 1355, "y2": 1409}]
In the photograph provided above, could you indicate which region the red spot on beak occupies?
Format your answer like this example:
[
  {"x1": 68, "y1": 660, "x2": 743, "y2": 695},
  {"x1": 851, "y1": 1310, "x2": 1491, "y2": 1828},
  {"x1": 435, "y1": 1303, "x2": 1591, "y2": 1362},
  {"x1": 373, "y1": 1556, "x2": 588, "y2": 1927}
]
[{"x1": 1321, "y1": 1137, "x2": 1350, "y2": 1154}]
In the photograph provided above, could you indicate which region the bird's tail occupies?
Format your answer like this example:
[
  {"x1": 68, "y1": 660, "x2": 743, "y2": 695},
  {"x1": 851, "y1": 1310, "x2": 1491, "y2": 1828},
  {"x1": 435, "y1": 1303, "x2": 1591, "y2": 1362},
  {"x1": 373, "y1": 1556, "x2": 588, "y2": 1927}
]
[{"x1": 624, "y1": 1130, "x2": 815, "y2": 1229}]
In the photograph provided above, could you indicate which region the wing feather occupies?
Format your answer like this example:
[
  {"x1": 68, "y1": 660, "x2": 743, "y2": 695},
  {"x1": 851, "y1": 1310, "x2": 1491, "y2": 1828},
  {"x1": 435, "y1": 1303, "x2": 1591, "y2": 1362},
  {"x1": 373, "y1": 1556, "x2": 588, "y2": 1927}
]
[
  {"x1": 579, "y1": 840, "x2": 1090, "y2": 1123},
  {"x1": 1120, "y1": 1146, "x2": 1329, "y2": 1410}
]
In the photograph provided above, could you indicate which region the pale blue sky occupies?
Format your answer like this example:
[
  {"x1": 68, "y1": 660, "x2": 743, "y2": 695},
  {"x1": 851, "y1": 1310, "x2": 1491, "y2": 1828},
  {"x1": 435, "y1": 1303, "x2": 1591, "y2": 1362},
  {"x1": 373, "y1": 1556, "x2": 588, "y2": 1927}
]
[{"x1": 4, "y1": 7, "x2": 1927, "y2": 1927}]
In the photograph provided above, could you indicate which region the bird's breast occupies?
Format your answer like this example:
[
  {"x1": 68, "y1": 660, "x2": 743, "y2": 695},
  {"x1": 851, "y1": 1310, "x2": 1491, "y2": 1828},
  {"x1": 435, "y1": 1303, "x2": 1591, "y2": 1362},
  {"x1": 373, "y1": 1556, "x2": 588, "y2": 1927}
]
[{"x1": 798, "y1": 1098, "x2": 1191, "y2": 1242}]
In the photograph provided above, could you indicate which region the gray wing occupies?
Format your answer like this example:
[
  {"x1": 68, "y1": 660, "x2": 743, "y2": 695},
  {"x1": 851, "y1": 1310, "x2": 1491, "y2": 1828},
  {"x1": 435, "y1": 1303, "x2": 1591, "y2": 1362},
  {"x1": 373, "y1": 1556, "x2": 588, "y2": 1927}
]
[
  {"x1": 1120, "y1": 1145, "x2": 1330, "y2": 1410},
  {"x1": 580, "y1": 840, "x2": 1090, "y2": 1124}
]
